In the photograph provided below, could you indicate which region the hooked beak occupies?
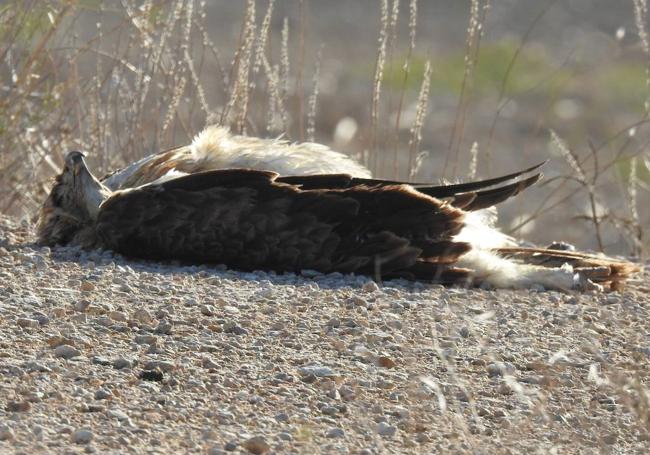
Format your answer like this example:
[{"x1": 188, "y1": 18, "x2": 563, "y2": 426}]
[{"x1": 65, "y1": 151, "x2": 87, "y2": 177}]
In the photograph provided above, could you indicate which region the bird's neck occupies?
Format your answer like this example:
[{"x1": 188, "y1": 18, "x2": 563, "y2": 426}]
[{"x1": 78, "y1": 171, "x2": 112, "y2": 220}]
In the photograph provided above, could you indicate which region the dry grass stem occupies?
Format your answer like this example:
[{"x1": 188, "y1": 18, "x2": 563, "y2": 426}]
[
  {"x1": 296, "y1": 0, "x2": 307, "y2": 140},
  {"x1": 550, "y1": 130, "x2": 604, "y2": 251},
  {"x1": 627, "y1": 156, "x2": 642, "y2": 254},
  {"x1": 161, "y1": 76, "x2": 188, "y2": 136},
  {"x1": 370, "y1": 0, "x2": 389, "y2": 169},
  {"x1": 222, "y1": 0, "x2": 256, "y2": 133},
  {"x1": 262, "y1": 56, "x2": 285, "y2": 134},
  {"x1": 392, "y1": 0, "x2": 418, "y2": 179},
  {"x1": 253, "y1": 0, "x2": 274, "y2": 77},
  {"x1": 484, "y1": 1, "x2": 552, "y2": 176},
  {"x1": 444, "y1": 0, "x2": 489, "y2": 178},
  {"x1": 468, "y1": 141, "x2": 479, "y2": 179},
  {"x1": 408, "y1": 60, "x2": 431, "y2": 177},
  {"x1": 194, "y1": 20, "x2": 228, "y2": 103},
  {"x1": 280, "y1": 17, "x2": 290, "y2": 106},
  {"x1": 306, "y1": 48, "x2": 322, "y2": 142},
  {"x1": 550, "y1": 130, "x2": 587, "y2": 183},
  {"x1": 633, "y1": 0, "x2": 650, "y2": 113}
]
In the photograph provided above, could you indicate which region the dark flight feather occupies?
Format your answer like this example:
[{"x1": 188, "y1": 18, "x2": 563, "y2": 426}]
[
  {"x1": 276, "y1": 160, "x2": 546, "y2": 194},
  {"x1": 276, "y1": 166, "x2": 544, "y2": 213}
]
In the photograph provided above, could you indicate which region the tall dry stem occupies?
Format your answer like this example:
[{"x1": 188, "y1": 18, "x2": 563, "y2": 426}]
[
  {"x1": 633, "y1": 0, "x2": 649, "y2": 113},
  {"x1": 444, "y1": 0, "x2": 489, "y2": 178},
  {"x1": 224, "y1": 0, "x2": 256, "y2": 134},
  {"x1": 369, "y1": 0, "x2": 389, "y2": 169},
  {"x1": 296, "y1": 0, "x2": 307, "y2": 140},
  {"x1": 408, "y1": 60, "x2": 431, "y2": 178},
  {"x1": 253, "y1": 0, "x2": 275, "y2": 77},
  {"x1": 306, "y1": 48, "x2": 322, "y2": 142},
  {"x1": 279, "y1": 17, "x2": 291, "y2": 134},
  {"x1": 392, "y1": 0, "x2": 417, "y2": 179},
  {"x1": 468, "y1": 141, "x2": 479, "y2": 179},
  {"x1": 484, "y1": 1, "x2": 553, "y2": 176},
  {"x1": 550, "y1": 130, "x2": 604, "y2": 251},
  {"x1": 627, "y1": 156, "x2": 643, "y2": 255},
  {"x1": 263, "y1": 57, "x2": 284, "y2": 134}
]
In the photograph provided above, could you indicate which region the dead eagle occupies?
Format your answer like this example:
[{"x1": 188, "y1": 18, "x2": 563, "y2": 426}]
[{"x1": 37, "y1": 125, "x2": 639, "y2": 291}]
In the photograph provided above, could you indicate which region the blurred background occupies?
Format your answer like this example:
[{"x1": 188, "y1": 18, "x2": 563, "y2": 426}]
[{"x1": 1, "y1": 0, "x2": 648, "y2": 256}]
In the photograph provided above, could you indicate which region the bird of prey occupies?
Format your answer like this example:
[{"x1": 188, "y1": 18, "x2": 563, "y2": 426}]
[{"x1": 37, "y1": 126, "x2": 639, "y2": 291}]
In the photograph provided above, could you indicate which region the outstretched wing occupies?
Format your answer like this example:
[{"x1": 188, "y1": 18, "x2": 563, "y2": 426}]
[
  {"x1": 95, "y1": 169, "x2": 472, "y2": 282},
  {"x1": 277, "y1": 161, "x2": 545, "y2": 211}
]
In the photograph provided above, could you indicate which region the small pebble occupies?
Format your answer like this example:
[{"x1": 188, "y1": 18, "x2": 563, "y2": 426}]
[
  {"x1": 139, "y1": 370, "x2": 164, "y2": 382},
  {"x1": 375, "y1": 355, "x2": 396, "y2": 369},
  {"x1": 201, "y1": 304, "x2": 216, "y2": 316},
  {"x1": 80, "y1": 281, "x2": 95, "y2": 292},
  {"x1": 54, "y1": 344, "x2": 81, "y2": 359},
  {"x1": 223, "y1": 322, "x2": 247, "y2": 335},
  {"x1": 109, "y1": 310, "x2": 127, "y2": 322},
  {"x1": 498, "y1": 383, "x2": 513, "y2": 395},
  {"x1": 155, "y1": 320, "x2": 173, "y2": 334},
  {"x1": 6, "y1": 401, "x2": 31, "y2": 412},
  {"x1": 74, "y1": 300, "x2": 91, "y2": 312},
  {"x1": 112, "y1": 357, "x2": 133, "y2": 369},
  {"x1": 133, "y1": 308, "x2": 154, "y2": 324},
  {"x1": 362, "y1": 281, "x2": 379, "y2": 292},
  {"x1": 202, "y1": 357, "x2": 220, "y2": 369},
  {"x1": 326, "y1": 428, "x2": 345, "y2": 438},
  {"x1": 242, "y1": 436, "x2": 269, "y2": 454},
  {"x1": 32, "y1": 313, "x2": 50, "y2": 325},
  {"x1": 274, "y1": 413, "x2": 290, "y2": 423},
  {"x1": 107, "y1": 409, "x2": 129, "y2": 421},
  {"x1": 94, "y1": 389, "x2": 112, "y2": 400},
  {"x1": 0, "y1": 425, "x2": 14, "y2": 441},
  {"x1": 321, "y1": 405, "x2": 338, "y2": 416},
  {"x1": 299, "y1": 365, "x2": 336, "y2": 378},
  {"x1": 143, "y1": 360, "x2": 175, "y2": 372},
  {"x1": 71, "y1": 428, "x2": 94, "y2": 444},
  {"x1": 603, "y1": 433, "x2": 617, "y2": 444},
  {"x1": 17, "y1": 317, "x2": 39, "y2": 328},
  {"x1": 487, "y1": 362, "x2": 515, "y2": 377},
  {"x1": 91, "y1": 355, "x2": 111, "y2": 366},
  {"x1": 376, "y1": 422, "x2": 397, "y2": 437},
  {"x1": 25, "y1": 361, "x2": 51, "y2": 373},
  {"x1": 134, "y1": 335, "x2": 157, "y2": 345},
  {"x1": 326, "y1": 317, "x2": 341, "y2": 328}
]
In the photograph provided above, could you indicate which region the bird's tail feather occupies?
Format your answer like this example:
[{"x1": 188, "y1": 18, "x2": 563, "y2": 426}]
[{"x1": 494, "y1": 247, "x2": 641, "y2": 291}]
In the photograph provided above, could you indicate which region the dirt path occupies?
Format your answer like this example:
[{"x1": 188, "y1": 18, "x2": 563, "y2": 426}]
[{"x1": 0, "y1": 215, "x2": 648, "y2": 454}]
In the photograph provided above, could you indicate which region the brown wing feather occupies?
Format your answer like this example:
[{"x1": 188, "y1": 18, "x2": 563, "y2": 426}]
[
  {"x1": 95, "y1": 170, "x2": 469, "y2": 280},
  {"x1": 276, "y1": 163, "x2": 544, "y2": 211},
  {"x1": 276, "y1": 161, "x2": 546, "y2": 194},
  {"x1": 452, "y1": 173, "x2": 542, "y2": 211}
]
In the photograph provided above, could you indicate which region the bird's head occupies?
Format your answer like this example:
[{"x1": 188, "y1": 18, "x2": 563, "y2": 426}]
[{"x1": 37, "y1": 151, "x2": 112, "y2": 246}]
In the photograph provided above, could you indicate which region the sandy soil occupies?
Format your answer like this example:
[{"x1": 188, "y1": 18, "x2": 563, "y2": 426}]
[{"x1": 0, "y1": 215, "x2": 649, "y2": 454}]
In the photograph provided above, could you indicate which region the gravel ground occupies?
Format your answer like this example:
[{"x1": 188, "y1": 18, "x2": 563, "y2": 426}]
[{"x1": 1, "y1": 214, "x2": 649, "y2": 454}]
